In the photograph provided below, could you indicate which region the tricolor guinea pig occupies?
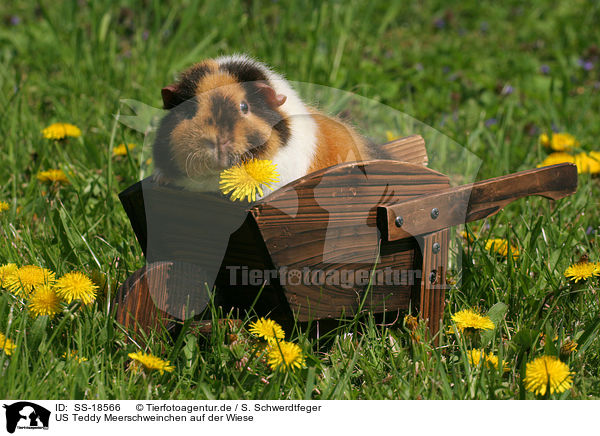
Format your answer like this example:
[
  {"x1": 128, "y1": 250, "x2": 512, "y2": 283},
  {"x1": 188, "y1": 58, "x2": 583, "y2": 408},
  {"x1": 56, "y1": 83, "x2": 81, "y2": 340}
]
[{"x1": 153, "y1": 54, "x2": 371, "y2": 194}]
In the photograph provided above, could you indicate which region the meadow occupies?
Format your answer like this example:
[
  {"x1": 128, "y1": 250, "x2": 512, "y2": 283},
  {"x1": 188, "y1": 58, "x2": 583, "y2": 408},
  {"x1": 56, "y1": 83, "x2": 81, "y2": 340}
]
[{"x1": 0, "y1": 0, "x2": 599, "y2": 399}]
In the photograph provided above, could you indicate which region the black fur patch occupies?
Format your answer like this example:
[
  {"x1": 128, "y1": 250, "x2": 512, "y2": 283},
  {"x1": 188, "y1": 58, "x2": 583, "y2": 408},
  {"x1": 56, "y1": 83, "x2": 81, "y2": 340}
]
[
  {"x1": 243, "y1": 131, "x2": 268, "y2": 159},
  {"x1": 210, "y1": 95, "x2": 238, "y2": 132},
  {"x1": 173, "y1": 63, "x2": 211, "y2": 105},
  {"x1": 219, "y1": 59, "x2": 268, "y2": 83},
  {"x1": 153, "y1": 99, "x2": 199, "y2": 179},
  {"x1": 242, "y1": 82, "x2": 291, "y2": 146},
  {"x1": 273, "y1": 117, "x2": 291, "y2": 148}
]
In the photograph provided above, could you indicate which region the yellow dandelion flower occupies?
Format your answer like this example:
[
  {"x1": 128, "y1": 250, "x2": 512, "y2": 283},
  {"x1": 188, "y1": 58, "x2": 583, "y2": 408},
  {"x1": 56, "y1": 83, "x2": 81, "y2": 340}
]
[
  {"x1": 460, "y1": 230, "x2": 475, "y2": 243},
  {"x1": 267, "y1": 341, "x2": 306, "y2": 372},
  {"x1": 404, "y1": 314, "x2": 419, "y2": 331},
  {"x1": 485, "y1": 238, "x2": 519, "y2": 260},
  {"x1": 219, "y1": 159, "x2": 279, "y2": 202},
  {"x1": 537, "y1": 152, "x2": 575, "y2": 168},
  {"x1": 560, "y1": 340, "x2": 578, "y2": 357},
  {"x1": 564, "y1": 261, "x2": 600, "y2": 282},
  {"x1": 248, "y1": 317, "x2": 285, "y2": 342},
  {"x1": 37, "y1": 169, "x2": 69, "y2": 184},
  {"x1": 574, "y1": 152, "x2": 600, "y2": 174},
  {"x1": 385, "y1": 130, "x2": 399, "y2": 142},
  {"x1": 128, "y1": 351, "x2": 175, "y2": 374},
  {"x1": 0, "y1": 263, "x2": 18, "y2": 288},
  {"x1": 4, "y1": 265, "x2": 56, "y2": 296},
  {"x1": 589, "y1": 151, "x2": 600, "y2": 167},
  {"x1": 539, "y1": 132, "x2": 579, "y2": 151},
  {"x1": 28, "y1": 285, "x2": 62, "y2": 318},
  {"x1": 468, "y1": 349, "x2": 486, "y2": 366},
  {"x1": 54, "y1": 272, "x2": 98, "y2": 305},
  {"x1": 42, "y1": 123, "x2": 81, "y2": 140},
  {"x1": 0, "y1": 201, "x2": 9, "y2": 213},
  {"x1": 524, "y1": 355, "x2": 573, "y2": 396},
  {"x1": 450, "y1": 309, "x2": 495, "y2": 333},
  {"x1": 0, "y1": 332, "x2": 16, "y2": 356},
  {"x1": 113, "y1": 143, "x2": 136, "y2": 157},
  {"x1": 467, "y1": 349, "x2": 503, "y2": 369},
  {"x1": 62, "y1": 350, "x2": 88, "y2": 363}
]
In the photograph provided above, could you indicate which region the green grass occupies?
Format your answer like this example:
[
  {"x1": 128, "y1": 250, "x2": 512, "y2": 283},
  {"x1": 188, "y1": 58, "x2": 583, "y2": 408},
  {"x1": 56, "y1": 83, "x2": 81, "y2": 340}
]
[{"x1": 1, "y1": 0, "x2": 599, "y2": 399}]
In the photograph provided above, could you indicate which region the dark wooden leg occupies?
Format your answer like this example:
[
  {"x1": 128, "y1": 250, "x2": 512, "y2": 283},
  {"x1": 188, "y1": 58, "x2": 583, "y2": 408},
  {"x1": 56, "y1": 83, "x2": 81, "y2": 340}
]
[
  {"x1": 115, "y1": 262, "x2": 176, "y2": 337},
  {"x1": 115, "y1": 261, "x2": 213, "y2": 338},
  {"x1": 418, "y1": 230, "x2": 449, "y2": 343}
]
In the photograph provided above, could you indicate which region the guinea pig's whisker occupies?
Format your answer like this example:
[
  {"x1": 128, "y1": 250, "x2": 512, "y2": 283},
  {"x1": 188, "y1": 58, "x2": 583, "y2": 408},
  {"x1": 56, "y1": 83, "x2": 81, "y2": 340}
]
[{"x1": 184, "y1": 152, "x2": 196, "y2": 178}]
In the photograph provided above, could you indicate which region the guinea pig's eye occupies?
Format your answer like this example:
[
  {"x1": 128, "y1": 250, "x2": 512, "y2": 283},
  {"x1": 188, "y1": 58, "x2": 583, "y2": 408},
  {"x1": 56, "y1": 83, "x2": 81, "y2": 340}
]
[{"x1": 240, "y1": 101, "x2": 249, "y2": 114}]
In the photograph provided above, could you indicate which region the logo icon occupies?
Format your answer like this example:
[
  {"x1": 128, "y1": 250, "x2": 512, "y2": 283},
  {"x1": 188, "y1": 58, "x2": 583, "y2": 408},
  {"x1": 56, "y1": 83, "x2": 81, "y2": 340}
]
[{"x1": 2, "y1": 402, "x2": 50, "y2": 434}]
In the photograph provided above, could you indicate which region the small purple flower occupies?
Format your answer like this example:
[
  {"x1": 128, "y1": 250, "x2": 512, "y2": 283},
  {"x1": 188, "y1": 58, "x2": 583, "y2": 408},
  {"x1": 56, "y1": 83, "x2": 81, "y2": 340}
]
[
  {"x1": 10, "y1": 15, "x2": 21, "y2": 26},
  {"x1": 551, "y1": 123, "x2": 559, "y2": 132},
  {"x1": 578, "y1": 58, "x2": 594, "y2": 71},
  {"x1": 485, "y1": 118, "x2": 498, "y2": 127},
  {"x1": 439, "y1": 114, "x2": 447, "y2": 127},
  {"x1": 442, "y1": 66, "x2": 451, "y2": 74},
  {"x1": 434, "y1": 18, "x2": 446, "y2": 29},
  {"x1": 480, "y1": 21, "x2": 489, "y2": 33},
  {"x1": 540, "y1": 64, "x2": 550, "y2": 74},
  {"x1": 142, "y1": 30, "x2": 149, "y2": 41},
  {"x1": 586, "y1": 226, "x2": 594, "y2": 235},
  {"x1": 414, "y1": 63, "x2": 424, "y2": 71},
  {"x1": 501, "y1": 84, "x2": 514, "y2": 96},
  {"x1": 526, "y1": 124, "x2": 539, "y2": 136}
]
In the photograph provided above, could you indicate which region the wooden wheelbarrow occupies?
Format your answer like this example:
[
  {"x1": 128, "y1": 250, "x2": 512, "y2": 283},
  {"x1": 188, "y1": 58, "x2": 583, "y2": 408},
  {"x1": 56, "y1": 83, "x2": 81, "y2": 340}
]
[{"x1": 114, "y1": 135, "x2": 577, "y2": 339}]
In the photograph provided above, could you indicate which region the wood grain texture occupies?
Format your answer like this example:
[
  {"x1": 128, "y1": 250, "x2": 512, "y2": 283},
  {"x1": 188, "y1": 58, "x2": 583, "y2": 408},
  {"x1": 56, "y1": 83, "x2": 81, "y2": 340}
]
[
  {"x1": 115, "y1": 262, "x2": 177, "y2": 336},
  {"x1": 414, "y1": 230, "x2": 449, "y2": 343},
  {"x1": 379, "y1": 163, "x2": 578, "y2": 241},
  {"x1": 252, "y1": 160, "x2": 451, "y2": 321},
  {"x1": 379, "y1": 134, "x2": 428, "y2": 166}
]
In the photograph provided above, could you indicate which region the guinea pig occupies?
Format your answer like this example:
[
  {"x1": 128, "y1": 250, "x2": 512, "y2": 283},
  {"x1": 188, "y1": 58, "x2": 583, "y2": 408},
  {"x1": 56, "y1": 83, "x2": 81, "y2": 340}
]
[{"x1": 152, "y1": 54, "x2": 371, "y2": 195}]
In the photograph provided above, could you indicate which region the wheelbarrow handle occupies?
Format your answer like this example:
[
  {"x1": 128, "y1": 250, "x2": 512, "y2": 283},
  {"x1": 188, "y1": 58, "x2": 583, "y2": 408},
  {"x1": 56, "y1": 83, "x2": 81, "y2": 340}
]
[{"x1": 377, "y1": 163, "x2": 578, "y2": 241}]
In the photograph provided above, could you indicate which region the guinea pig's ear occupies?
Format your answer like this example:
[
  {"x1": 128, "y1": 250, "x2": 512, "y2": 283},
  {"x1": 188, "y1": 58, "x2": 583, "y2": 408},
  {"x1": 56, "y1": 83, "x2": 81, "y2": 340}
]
[
  {"x1": 161, "y1": 84, "x2": 185, "y2": 109},
  {"x1": 255, "y1": 82, "x2": 287, "y2": 108}
]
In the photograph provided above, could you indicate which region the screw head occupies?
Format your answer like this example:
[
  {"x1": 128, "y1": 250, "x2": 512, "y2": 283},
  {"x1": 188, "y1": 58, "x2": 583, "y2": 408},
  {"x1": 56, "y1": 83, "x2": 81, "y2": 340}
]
[
  {"x1": 432, "y1": 242, "x2": 441, "y2": 254},
  {"x1": 429, "y1": 270, "x2": 437, "y2": 284},
  {"x1": 431, "y1": 207, "x2": 440, "y2": 219},
  {"x1": 395, "y1": 216, "x2": 404, "y2": 227}
]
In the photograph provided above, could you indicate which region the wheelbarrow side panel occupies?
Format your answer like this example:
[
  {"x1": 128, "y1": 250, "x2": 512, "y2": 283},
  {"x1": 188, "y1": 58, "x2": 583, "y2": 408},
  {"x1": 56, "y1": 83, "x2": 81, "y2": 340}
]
[{"x1": 251, "y1": 160, "x2": 451, "y2": 321}]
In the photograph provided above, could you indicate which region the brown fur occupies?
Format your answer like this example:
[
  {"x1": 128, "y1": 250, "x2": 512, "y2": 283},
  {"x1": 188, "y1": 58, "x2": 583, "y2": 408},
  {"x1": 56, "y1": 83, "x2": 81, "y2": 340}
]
[{"x1": 308, "y1": 111, "x2": 371, "y2": 173}]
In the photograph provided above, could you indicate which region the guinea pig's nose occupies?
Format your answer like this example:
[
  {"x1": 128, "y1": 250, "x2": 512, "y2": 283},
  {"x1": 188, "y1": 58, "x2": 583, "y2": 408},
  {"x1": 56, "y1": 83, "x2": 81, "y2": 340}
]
[
  {"x1": 218, "y1": 139, "x2": 232, "y2": 151},
  {"x1": 216, "y1": 139, "x2": 233, "y2": 166}
]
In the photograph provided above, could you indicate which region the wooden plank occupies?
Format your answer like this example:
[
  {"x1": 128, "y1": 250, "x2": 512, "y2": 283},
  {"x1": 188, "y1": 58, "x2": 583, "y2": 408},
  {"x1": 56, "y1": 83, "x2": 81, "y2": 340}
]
[
  {"x1": 416, "y1": 230, "x2": 449, "y2": 343},
  {"x1": 379, "y1": 134, "x2": 428, "y2": 166},
  {"x1": 378, "y1": 163, "x2": 578, "y2": 241},
  {"x1": 115, "y1": 262, "x2": 175, "y2": 336}
]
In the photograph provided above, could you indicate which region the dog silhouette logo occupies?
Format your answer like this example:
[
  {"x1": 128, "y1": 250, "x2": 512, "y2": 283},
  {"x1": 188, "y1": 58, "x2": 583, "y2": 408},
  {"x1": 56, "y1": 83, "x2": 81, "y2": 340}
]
[{"x1": 2, "y1": 402, "x2": 50, "y2": 433}]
